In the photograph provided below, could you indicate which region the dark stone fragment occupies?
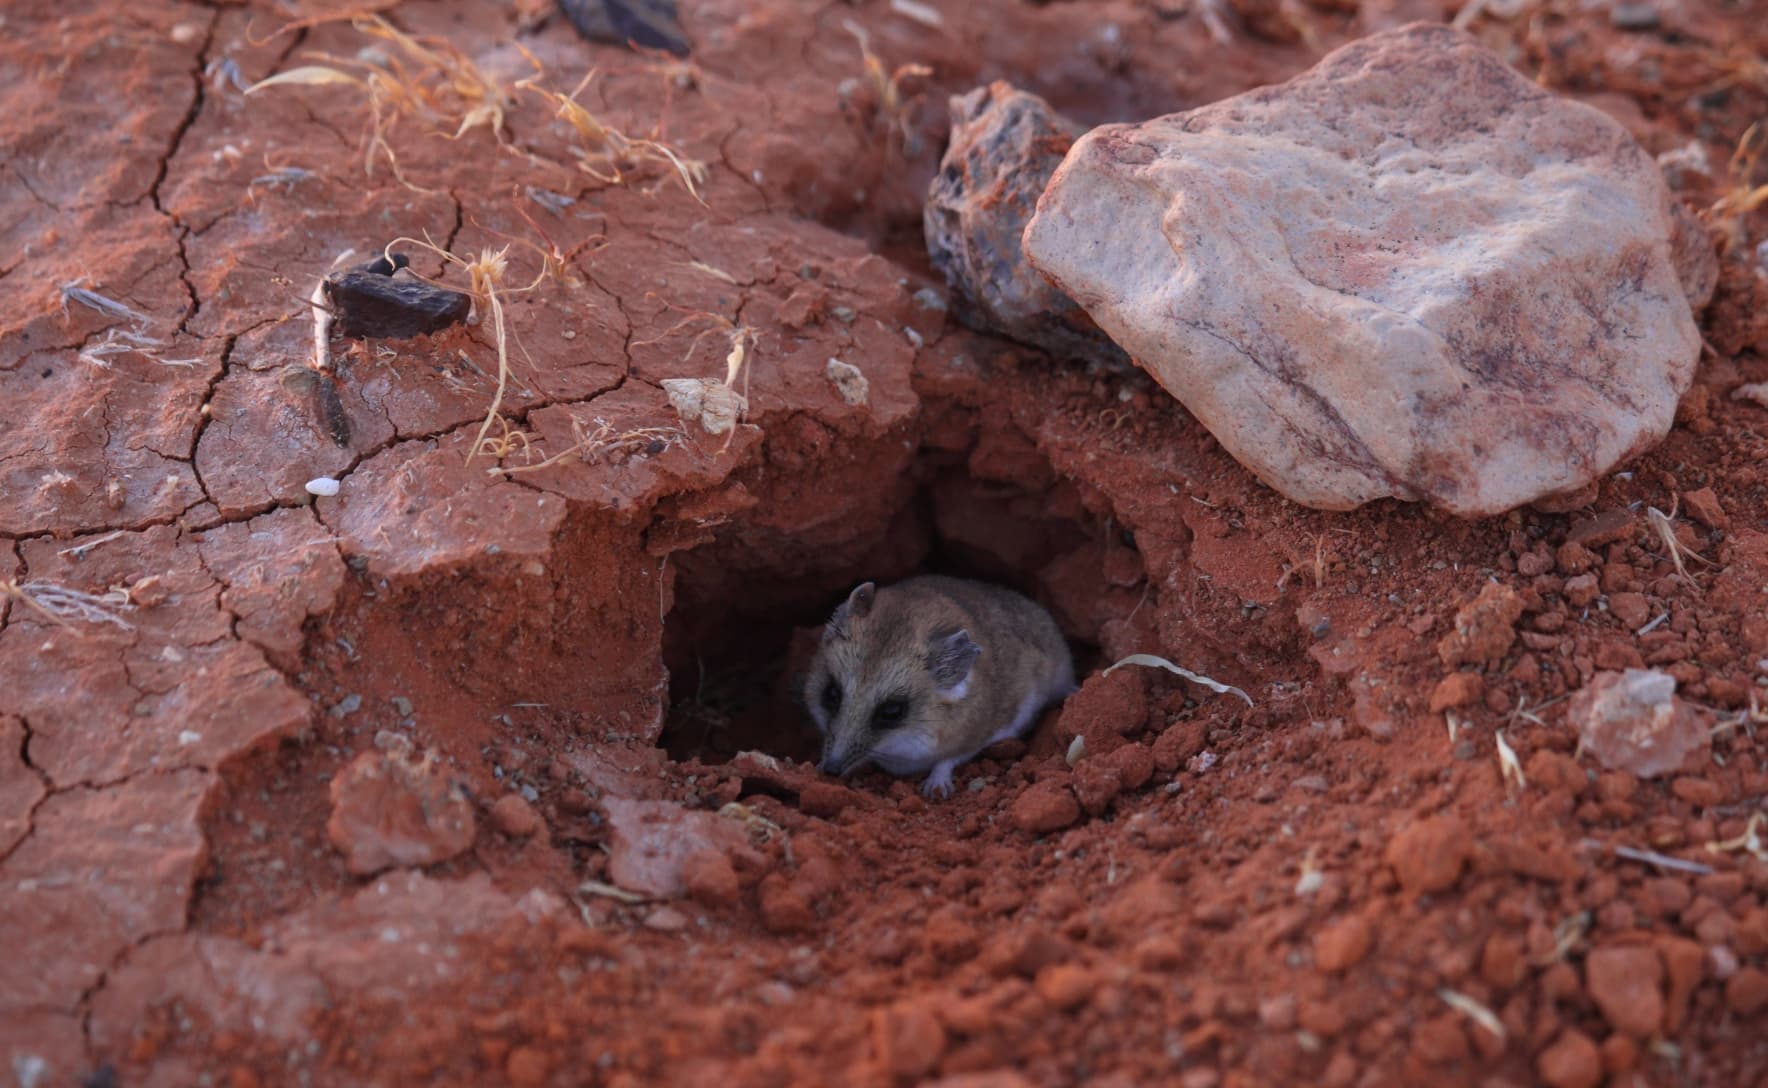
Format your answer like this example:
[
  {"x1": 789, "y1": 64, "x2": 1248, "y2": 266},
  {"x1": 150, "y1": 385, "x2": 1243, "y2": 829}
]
[
  {"x1": 1609, "y1": 2, "x2": 1660, "y2": 29},
  {"x1": 557, "y1": 0, "x2": 690, "y2": 56},
  {"x1": 361, "y1": 252, "x2": 411, "y2": 277},
  {"x1": 323, "y1": 271, "x2": 471, "y2": 340},
  {"x1": 924, "y1": 82, "x2": 1131, "y2": 371}
]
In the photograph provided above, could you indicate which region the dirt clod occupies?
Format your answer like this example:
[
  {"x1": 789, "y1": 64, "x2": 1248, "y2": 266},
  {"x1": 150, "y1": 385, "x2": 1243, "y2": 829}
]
[
  {"x1": 1437, "y1": 582, "x2": 1525, "y2": 667},
  {"x1": 1009, "y1": 780, "x2": 1081, "y2": 834},
  {"x1": 872, "y1": 1002, "x2": 947, "y2": 1079},
  {"x1": 1314, "y1": 912, "x2": 1374, "y2": 972},
  {"x1": 1584, "y1": 945, "x2": 1665, "y2": 1038},
  {"x1": 757, "y1": 874, "x2": 817, "y2": 935},
  {"x1": 681, "y1": 850, "x2": 741, "y2": 909},
  {"x1": 1724, "y1": 968, "x2": 1768, "y2": 1015},
  {"x1": 488, "y1": 794, "x2": 543, "y2": 838},
  {"x1": 1428, "y1": 672, "x2": 1484, "y2": 713},
  {"x1": 1537, "y1": 1030, "x2": 1603, "y2": 1088},
  {"x1": 1384, "y1": 814, "x2": 1471, "y2": 896},
  {"x1": 1033, "y1": 963, "x2": 1097, "y2": 1011},
  {"x1": 326, "y1": 749, "x2": 476, "y2": 876}
]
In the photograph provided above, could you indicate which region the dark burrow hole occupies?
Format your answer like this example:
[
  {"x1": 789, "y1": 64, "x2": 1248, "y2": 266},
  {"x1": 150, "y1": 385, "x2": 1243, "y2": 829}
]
[{"x1": 657, "y1": 454, "x2": 1131, "y2": 777}]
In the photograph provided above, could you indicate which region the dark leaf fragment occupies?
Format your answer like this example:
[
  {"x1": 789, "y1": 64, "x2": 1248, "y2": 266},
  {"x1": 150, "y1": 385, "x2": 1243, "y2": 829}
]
[
  {"x1": 557, "y1": 0, "x2": 690, "y2": 56},
  {"x1": 281, "y1": 365, "x2": 352, "y2": 447}
]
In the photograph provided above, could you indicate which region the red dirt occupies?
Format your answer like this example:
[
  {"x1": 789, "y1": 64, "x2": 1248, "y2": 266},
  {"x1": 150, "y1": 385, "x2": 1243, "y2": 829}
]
[{"x1": 2, "y1": 0, "x2": 1767, "y2": 1086}]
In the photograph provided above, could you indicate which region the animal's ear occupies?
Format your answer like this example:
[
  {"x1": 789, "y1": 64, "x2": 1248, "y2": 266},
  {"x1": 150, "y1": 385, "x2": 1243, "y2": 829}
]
[
  {"x1": 925, "y1": 628, "x2": 981, "y2": 696},
  {"x1": 825, "y1": 582, "x2": 877, "y2": 641}
]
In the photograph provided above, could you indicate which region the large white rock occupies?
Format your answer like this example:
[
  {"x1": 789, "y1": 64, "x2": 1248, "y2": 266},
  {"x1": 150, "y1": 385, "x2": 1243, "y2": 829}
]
[{"x1": 1022, "y1": 24, "x2": 1713, "y2": 516}]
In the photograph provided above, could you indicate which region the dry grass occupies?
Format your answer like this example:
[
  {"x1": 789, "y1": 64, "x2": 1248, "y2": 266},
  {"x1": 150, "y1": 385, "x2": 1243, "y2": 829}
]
[
  {"x1": 1709, "y1": 121, "x2": 1768, "y2": 251},
  {"x1": 1438, "y1": 989, "x2": 1505, "y2": 1041},
  {"x1": 519, "y1": 70, "x2": 708, "y2": 202},
  {"x1": 1494, "y1": 729, "x2": 1526, "y2": 792},
  {"x1": 1527, "y1": 910, "x2": 1589, "y2": 967},
  {"x1": 1645, "y1": 499, "x2": 1712, "y2": 595},
  {"x1": 843, "y1": 20, "x2": 930, "y2": 151},
  {"x1": 58, "y1": 280, "x2": 201, "y2": 369},
  {"x1": 499, "y1": 415, "x2": 685, "y2": 477},
  {"x1": 246, "y1": 14, "x2": 705, "y2": 199},
  {"x1": 247, "y1": 14, "x2": 519, "y2": 189},
  {"x1": 376, "y1": 235, "x2": 549, "y2": 466}
]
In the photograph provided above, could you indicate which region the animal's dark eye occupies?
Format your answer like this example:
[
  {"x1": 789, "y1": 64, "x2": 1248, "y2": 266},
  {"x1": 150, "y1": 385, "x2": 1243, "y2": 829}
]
[
  {"x1": 872, "y1": 697, "x2": 909, "y2": 728},
  {"x1": 821, "y1": 679, "x2": 842, "y2": 714}
]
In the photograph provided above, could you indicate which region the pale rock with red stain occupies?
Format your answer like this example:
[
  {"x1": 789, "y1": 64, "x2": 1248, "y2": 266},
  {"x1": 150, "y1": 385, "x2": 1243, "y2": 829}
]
[
  {"x1": 1023, "y1": 24, "x2": 1711, "y2": 516},
  {"x1": 327, "y1": 746, "x2": 477, "y2": 876},
  {"x1": 1567, "y1": 669, "x2": 1709, "y2": 778}
]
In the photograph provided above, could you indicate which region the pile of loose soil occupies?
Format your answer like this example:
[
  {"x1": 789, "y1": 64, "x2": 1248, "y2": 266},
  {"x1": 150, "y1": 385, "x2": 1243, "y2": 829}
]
[{"x1": 1, "y1": 0, "x2": 1765, "y2": 1086}]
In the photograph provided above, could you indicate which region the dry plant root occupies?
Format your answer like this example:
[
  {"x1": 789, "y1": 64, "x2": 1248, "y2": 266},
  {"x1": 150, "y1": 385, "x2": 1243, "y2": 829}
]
[
  {"x1": 377, "y1": 235, "x2": 550, "y2": 467},
  {"x1": 499, "y1": 416, "x2": 685, "y2": 477}
]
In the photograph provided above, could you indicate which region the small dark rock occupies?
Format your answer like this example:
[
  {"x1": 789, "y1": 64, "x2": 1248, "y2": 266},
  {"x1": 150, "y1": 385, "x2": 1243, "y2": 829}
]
[
  {"x1": 557, "y1": 0, "x2": 689, "y2": 56},
  {"x1": 924, "y1": 82, "x2": 1131, "y2": 370},
  {"x1": 362, "y1": 251, "x2": 411, "y2": 277},
  {"x1": 324, "y1": 259, "x2": 472, "y2": 340}
]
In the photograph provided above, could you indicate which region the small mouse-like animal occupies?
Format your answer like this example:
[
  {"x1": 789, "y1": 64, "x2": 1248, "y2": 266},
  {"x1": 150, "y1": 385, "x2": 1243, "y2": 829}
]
[{"x1": 805, "y1": 575, "x2": 1075, "y2": 798}]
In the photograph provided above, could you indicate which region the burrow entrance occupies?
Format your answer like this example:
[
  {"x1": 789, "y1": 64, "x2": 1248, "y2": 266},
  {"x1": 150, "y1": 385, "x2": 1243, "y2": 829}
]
[
  {"x1": 656, "y1": 448, "x2": 1134, "y2": 773},
  {"x1": 188, "y1": 387, "x2": 1162, "y2": 935}
]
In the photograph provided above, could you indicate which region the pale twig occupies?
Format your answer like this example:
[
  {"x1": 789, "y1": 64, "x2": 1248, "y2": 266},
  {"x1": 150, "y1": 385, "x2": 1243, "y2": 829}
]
[
  {"x1": 1580, "y1": 839, "x2": 1716, "y2": 876},
  {"x1": 1438, "y1": 989, "x2": 1505, "y2": 1039},
  {"x1": 56, "y1": 531, "x2": 126, "y2": 560},
  {"x1": 1103, "y1": 653, "x2": 1253, "y2": 707}
]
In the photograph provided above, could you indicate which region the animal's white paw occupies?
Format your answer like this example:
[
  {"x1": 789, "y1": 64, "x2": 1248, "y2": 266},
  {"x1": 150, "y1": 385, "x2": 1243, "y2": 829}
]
[{"x1": 921, "y1": 765, "x2": 955, "y2": 799}]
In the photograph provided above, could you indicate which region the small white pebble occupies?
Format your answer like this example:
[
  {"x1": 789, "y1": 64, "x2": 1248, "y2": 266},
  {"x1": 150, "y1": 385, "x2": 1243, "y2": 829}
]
[
  {"x1": 305, "y1": 477, "x2": 340, "y2": 497},
  {"x1": 178, "y1": 730, "x2": 202, "y2": 746},
  {"x1": 562, "y1": 329, "x2": 577, "y2": 340}
]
